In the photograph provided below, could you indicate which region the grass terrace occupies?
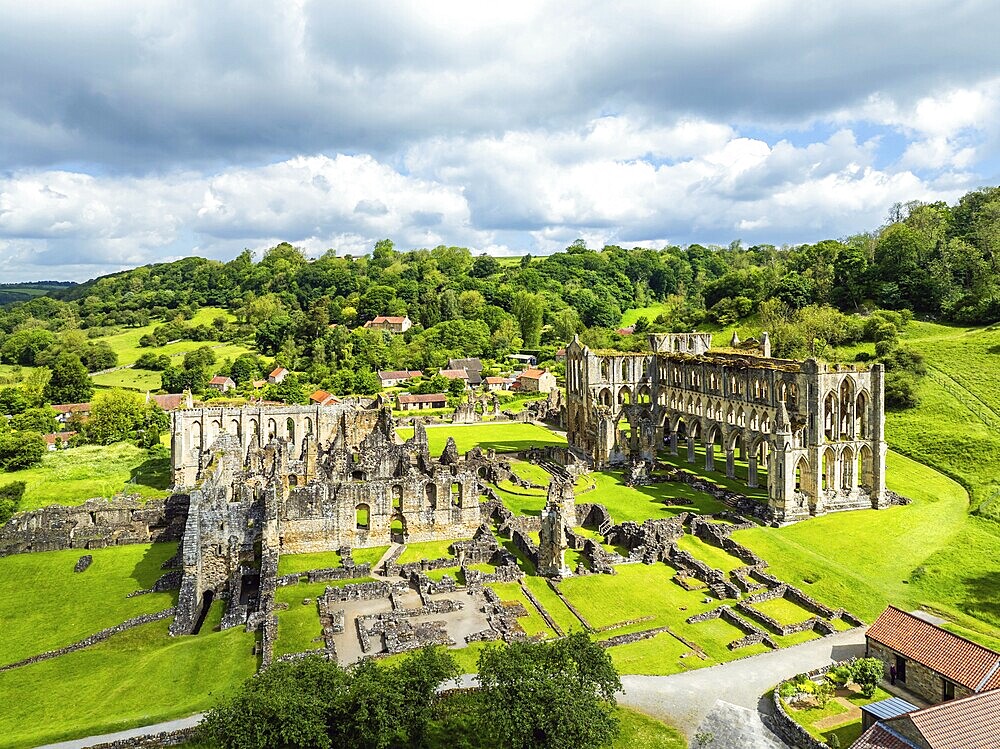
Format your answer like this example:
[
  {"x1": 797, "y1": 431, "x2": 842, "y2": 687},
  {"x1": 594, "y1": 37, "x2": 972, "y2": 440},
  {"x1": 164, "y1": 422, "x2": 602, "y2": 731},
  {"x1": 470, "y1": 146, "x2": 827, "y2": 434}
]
[
  {"x1": 395, "y1": 538, "x2": 469, "y2": 566},
  {"x1": 487, "y1": 582, "x2": 554, "y2": 638},
  {"x1": 276, "y1": 545, "x2": 390, "y2": 577},
  {"x1": 674, "y1": 534, "x2": 747, "y2": 573},
  {"x1": 750, "y1": 596, "x2": 816, "y2": 626}
]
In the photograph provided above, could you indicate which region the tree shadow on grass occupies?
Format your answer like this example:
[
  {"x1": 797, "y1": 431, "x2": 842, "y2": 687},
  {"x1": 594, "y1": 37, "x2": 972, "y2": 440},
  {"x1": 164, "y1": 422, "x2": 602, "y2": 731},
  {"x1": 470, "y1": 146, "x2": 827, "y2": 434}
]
[
  {"x1": 955, "y1": 573, "x2": 1000, "y2": 631},
  {"x1": 128, "y1": 448, "x2": 172, "y2": 492},
  {"x1": 129, "y1": 540, "x2": 181, "y2": 594}
]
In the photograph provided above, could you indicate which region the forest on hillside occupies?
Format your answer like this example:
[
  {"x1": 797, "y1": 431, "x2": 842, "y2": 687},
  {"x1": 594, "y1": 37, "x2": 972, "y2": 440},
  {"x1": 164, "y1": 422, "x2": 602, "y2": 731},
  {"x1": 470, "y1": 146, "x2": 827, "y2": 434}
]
[{"x1": 0, "y1": 186, "x2": 998, "y2": 411}]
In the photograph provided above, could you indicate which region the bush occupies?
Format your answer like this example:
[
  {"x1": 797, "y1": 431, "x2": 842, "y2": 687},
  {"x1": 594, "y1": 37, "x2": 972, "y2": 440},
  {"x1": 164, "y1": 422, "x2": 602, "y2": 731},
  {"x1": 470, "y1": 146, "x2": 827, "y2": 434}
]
[
  {"x1": 850, "y1": 657, "x2": 885, "y2": 698},
  {"x1": 0, "y1": 480, "x2": 26, "y2": 524},
  {"x1": 884, "y1": 371, "x2": 920, "y2": 410}
]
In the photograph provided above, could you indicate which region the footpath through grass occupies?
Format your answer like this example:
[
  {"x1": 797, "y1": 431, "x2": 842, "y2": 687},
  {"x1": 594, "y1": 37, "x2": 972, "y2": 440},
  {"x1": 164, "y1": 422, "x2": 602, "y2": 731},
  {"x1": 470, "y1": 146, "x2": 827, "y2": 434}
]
[{"x1": 6, "y1": 443, "x2": 171, "y2": 511}]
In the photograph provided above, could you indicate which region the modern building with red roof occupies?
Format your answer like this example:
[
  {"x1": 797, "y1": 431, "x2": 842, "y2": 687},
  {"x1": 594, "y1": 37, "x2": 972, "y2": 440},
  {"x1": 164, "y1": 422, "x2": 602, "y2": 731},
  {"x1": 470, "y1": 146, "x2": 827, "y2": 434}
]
[
  {"x1": 516, "y1": 367, "x2": 557, "y2": 393},
  {"x1": 866, "y1": 606, "x2": 1000, "y2": 704}
]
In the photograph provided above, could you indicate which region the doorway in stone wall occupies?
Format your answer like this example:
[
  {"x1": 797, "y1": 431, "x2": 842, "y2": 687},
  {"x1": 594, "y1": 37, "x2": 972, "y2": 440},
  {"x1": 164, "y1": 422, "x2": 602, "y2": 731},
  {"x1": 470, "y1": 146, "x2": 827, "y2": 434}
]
[{"x1": 391, "y1": 513, "x2": 407, "y2": 544}]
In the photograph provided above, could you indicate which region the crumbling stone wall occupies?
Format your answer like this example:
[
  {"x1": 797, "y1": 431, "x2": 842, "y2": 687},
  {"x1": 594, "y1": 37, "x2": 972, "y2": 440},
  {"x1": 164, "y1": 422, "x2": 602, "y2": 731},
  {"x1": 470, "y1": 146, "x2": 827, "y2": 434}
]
[{"x1": 0, "y1": 494, "x2": 188, "y2": 557}]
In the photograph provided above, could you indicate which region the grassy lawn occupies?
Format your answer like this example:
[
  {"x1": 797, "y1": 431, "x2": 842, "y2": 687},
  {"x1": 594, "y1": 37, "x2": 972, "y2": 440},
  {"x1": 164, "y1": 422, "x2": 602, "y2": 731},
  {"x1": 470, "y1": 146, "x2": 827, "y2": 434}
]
[
  {"x1": 0, "y1": 543, "x2": 178, "y2": 667},
  {"x1": 735, "y1": 451, "x2": 1000, "y2": 647},
  {"x1": 0, "y1": 363, "x2": 40, "y2": 386},
  {"x1": 276, "y1": 546, "x2": 390, "y2": 577},
  {"x1": 559, "y1": 563, "x2": 756, "y2": 670},
  {"x1": 751, "y1": 596, "x2": 815, "y2": 626},
  {"x1": 6, "y1": 443, "x2": 172, "y2": 511},
  {"x1": 608, "y1": 631, "x2": 698, "y2": 675},
  {"x1": 612, "y1": 706, "x2": 688, "y2": 748},
  {"x1": 620, "y1": 304, "x2": 674, "y2": 327},
  {"x1": 587, "y1": 471, "x2": 729, "y2": 523},
  {"x1": 487, "y1": 582, "x2": 554, "y2": 638},
  {"x1": 675, "y1": 534, "x2": 747, "y2": 573},
  {"x1": 0, "y1": 608, "x2": 256, "y2": 749},
  {"x1": 659, "y1": 445, "x2": 769, "y2": 501},
  {"x1": 395, "y1": 422, "x2": 566, "y2": 454},
  {"x1": 509, "y1": 459, "x2": 551, "y2": 485},
  {"x1": 396, "y1": 538, "x2": 468, "y2": 565}
]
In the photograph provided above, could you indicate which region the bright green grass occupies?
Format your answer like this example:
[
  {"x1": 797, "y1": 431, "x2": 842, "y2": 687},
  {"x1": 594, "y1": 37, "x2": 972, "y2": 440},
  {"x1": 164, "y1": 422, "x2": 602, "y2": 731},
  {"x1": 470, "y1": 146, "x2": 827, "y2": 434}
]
[
  {"x1": 521, "y1": 576, "x2": 584, "y2": 635},
  {"x1": 0, "y1": 611, "x2": 256, "y2": 749},
  {"x1": 90, "y1": 307, "x2": 242, "y2": 366},
  {"x1": 675, "y1": 534, "x2": 747, "y2": 573},
  {"x1": 7, "y1": 443, "x2": 171, "y2": 511},
  {"x1": 608, "y1": 631, "x2": 698, "y2": 675},
  {"x1": 396, "y1": 538, "x2": 468, "y2": 565},
  {"x1": 0, "y1": 543, "x2": 178, "y2": 667},
  {"x1": 735, "y1": 451, "x2": 1000, "y2": 646},
  {"x1": 0, "y1": 364, "x2": 40, "y2": 386},
  {"x1": 784, "y1": 685, "x2": 892, "y2": 745},
  {"x1": 274, "y1": 581, "x2": 328, "y2": 657},
  {"x1": 488, "y1": 582, "x2": 554, "y2": 638},
  {"x1": 91, "y1": 367, "x2": 165, "y2": 391},
  {"x1": 559, "y1": 563, "x2": 755, "y2": 669},
  {"x1": 395, "y1": 422, "x2": 566, "y2": 454},
  {"x1": 509, "y1": 459, "x2": 551, "y2": 486},
  {"x1": 612, "y1": 707, "x2": 688, "y2": 749},
  {"x1": 277, "y1": 550, "x2": 342, "y2": 576},
  {"x1": 620, "y1": 304, "x2": 674, "y2": 327},
  {"x1": 659, "y1": 445, "x2": 769, "y2": 500},
  {"x1": 751, "y1": 596, "x2": 815, "y2": 626}
]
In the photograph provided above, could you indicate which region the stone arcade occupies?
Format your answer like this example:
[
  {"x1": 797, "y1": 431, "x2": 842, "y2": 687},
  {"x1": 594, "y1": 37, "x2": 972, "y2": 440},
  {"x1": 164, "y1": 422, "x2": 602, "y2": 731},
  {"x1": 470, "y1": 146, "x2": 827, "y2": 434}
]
[
  {"x1": 565, "y1": 332, "x2": 888, "y2": 523},
  {"x1": 167, "y1": 401, "x2": 492, "y2": 635}
]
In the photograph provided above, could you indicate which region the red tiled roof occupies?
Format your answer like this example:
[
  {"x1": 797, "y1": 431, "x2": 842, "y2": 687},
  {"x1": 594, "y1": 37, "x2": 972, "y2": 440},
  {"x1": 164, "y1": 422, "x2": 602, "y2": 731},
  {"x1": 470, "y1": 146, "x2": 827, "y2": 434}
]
[
  {"x1": 851, "y1": 723, "x2": 916, "y2": 749},
  {"x1": 52, "y1": 402, "x2": 90, "y2": 413},
  {"x1": 484, "y1": 376, "x2": 509, "y2": 384},
  {"x1": 438, "y1": 369, "x2": 469, "y2": 379},
  {"x1": 897, "y1": 688, "x2": 1000, "y2": 748},
  {"x1": 397, "y1": 393, "x2": 447, "y2": 404},
  {"x1": 149, "y1": 393, "x2": 186, "y2": 410},
  {"x1": 269, "y1": 367, "x2": 287, "y2": 378},
  {"x1": 369, "y1": 315, "x2": 407, "y2": 324},
  {"x1": 309, "y1": 389, "x2": 338, "y2": 405},
  {"x1": 43, "y1": 431, "x2": 77, "y2": 445},
  {"x1": 209, "y1": 376, "x2": 234, "y2": 386},
  {"x1": 518, "y1": 368, "x2": 547, "y2": 379},
  {"x1": 868, "y1": 606, "x2": 1000, "y2": 691},
  {"x1": 252, "y1": 379, "x2": 267, "y2": 388},
  {"x1": 378, "y1": 370, "x2": 422, "y2": 381}
]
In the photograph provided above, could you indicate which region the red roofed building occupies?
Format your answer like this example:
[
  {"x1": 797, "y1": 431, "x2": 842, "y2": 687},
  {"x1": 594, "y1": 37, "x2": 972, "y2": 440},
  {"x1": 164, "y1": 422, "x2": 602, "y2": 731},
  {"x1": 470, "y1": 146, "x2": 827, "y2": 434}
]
[
  {"x1": 852, "y1": 688, "x2": 1000, "y2": 749},
  {"x1": 208, "y1": 375, "x2": 236, "y2": 393},
  {"x1": 268, "y1": 366, "x2": 289, "y2": 384},
  {"x1": 483, "y1": 376, "x2": 511, "y2": 392},
  {"x1": 42, "y1": 431, "x2": 77, "y2": 450},
  {"x1": 866, "y1": 606, "x2": 1000, "y2": 704},
  {"x1": 52, "y1": 402, "x2": 91, "y2": 423},
  {"x1": 309, "y1": 389, "x2": 339, "y2": 406},
  {"x1": 396, "y1": 393, "x2": 447, "y2": 411},
  {"x1": 145, "y1": 392, "x2": 194, "y2": 411},
  {"x1": 516, "y1": 367, "x2": 557, "y2": 393},
  {"x1": 363, "y1": 315, "x2": 412, "y2": 333},
  {"x1": 438, "y1": 369, "x2": 470, "y2": 388}
]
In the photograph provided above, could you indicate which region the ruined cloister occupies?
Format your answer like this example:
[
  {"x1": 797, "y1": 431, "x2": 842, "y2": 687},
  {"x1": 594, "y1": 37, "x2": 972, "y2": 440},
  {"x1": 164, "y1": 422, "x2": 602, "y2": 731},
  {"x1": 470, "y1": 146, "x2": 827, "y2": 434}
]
[{"x1": 565, "y1": 333, "x2": 887, "y2": 523}]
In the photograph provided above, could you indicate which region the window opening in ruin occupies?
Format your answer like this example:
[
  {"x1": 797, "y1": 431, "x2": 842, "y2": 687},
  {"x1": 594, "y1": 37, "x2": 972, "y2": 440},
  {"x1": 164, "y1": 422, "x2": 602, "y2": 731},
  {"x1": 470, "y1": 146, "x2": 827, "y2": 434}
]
[
  {"x1": 451, "y1": 482, "x2": 461, "y2": 507},
  {"x1": 286, "y1": 418, "x2": 295, "y2": 444},
  {"x1": 425, "y1": 483, "x2": 437, "y2": 511},
  {"x1": 392, "y1": 485, "x2": 402, "y2": 509},
  {"x1": 356, "y1": 504, "x2": 370, "y2": 530}
]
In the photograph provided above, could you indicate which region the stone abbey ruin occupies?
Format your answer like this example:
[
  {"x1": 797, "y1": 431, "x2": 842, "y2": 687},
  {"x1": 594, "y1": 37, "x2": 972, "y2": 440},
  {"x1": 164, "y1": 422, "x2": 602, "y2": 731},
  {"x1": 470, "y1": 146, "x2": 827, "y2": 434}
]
[
  {"x1": 565, "y1": 332, "x2": 888, "y2": 523},
  {"x1": 0, "y1": 331, "x2": 889, "y2": 671}
]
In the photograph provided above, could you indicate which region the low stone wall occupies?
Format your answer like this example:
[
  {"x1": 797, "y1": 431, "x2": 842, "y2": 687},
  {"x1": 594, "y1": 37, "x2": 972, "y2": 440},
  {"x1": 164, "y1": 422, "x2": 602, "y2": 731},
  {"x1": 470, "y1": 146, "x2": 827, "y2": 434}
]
[
  {"x1": 770, "y1": 664, "x2": 837, "y2": 749},
  {"x1": 85, "y1": 726, "x2": 198, "y2": 749},
  {"x1": 0, "y1": 493, "x2": 189, "y2": 556},
  {"x1": 0, "y1": 608, "x2": 176, "y2": 672}
]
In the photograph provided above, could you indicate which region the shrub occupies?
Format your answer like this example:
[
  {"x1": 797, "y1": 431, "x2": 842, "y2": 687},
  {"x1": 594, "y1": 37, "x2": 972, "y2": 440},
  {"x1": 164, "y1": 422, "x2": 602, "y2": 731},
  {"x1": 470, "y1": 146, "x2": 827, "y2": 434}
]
[
  {"x1": 0, "y1": 480, "x2": 27, "y2": 524},
  {"x1": 851, "y1": 657, "x2": 885, "y2": 698}
]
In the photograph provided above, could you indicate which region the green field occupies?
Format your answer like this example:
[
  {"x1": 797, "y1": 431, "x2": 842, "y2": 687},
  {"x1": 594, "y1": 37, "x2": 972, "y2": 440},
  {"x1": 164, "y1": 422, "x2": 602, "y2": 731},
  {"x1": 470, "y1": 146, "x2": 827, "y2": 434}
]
[
  {"x1": 4, "y1": 443, "x2": 171, "y2": 511},
  {"x1": 735, "y1": 452, "x2": 1000, "y2": 647},
  {"x1": 0, "y1": 543, "x2": 178, "y2": 667},
  {"x1": 276, "y1": 546, "x2": 389, "y2": 577},
  {"x1": 750, "y1": 596, "x2": 815, "y2": 626},
  {"x1": 620, "y1": 304, "x2": 674, "y2": 327},
  {"x1": 396, "y1": 538, "x2": 467, "y2": 565},
  {"x1": 0, "y1": 608, "x2": 256, "y2": 748},
  {"x1": 396, "y1": 422, "x2": 567, "y2": 454},
  {"x1": 0, "y1": 364, "x2": 40, "y2": 386},
  {"x1": 91, "y1": 367, "x2": 166, "y2": 391},
  {"x1": 675, "y1": 534, "x2": 747, "y2": 573}
]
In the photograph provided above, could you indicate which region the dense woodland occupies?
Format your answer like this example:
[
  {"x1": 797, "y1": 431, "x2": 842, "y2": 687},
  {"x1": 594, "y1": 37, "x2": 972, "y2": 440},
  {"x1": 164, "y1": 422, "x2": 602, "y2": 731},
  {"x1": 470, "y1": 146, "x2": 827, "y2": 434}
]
[{"x1": 0, "y1": 186, "x2": 998, "y2": 478}]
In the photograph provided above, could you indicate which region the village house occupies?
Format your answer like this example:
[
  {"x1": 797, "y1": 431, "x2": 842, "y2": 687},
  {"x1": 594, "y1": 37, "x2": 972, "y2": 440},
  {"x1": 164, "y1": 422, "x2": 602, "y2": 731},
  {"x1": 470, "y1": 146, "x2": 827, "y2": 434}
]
[
  {"x1": 42, "y1": 431, "x2": 77, "y2": 451},
  {"x1": 438, "y1": 369, "x2": 471, "y2": 388},
  {"x1": 866, "y1": 606, "x2": 1000, "y2": 705},
  {"x1": 208, "y1": 376, "x2": 236, "y2": 393},
  {"x1": 555, "y1": 347, "x2": 567, "y2": 362},
  {"x1": 363, "y1": 315, "x2": 412, "y2": 333},
  {"x1": 267, "y1": 366, "x2": 289, "y2": 385},
  {"x1": 516, "y1": 367, "x2": 558, "y2": 393},
  {"x1": 378, "y1": 370, "x2": 423, "y2": 388},
  {"x1": 507, "y1": 353, "x2": 537, "y2": 366},
  {"x1": 396, "y1": 393, "x2": 448, "y2": 411},
  {"x1": 447, "y1": 358, "x2": 484, "y2": 386},
  {"x1": 483, "y1": 376, "x2": 511, "y2": 392},
  {"x1": 52, "y1": 402, "x2": 91, "y2": 424},
  {"x1": 853, "y1": 688, "x2": 1000, "y2": 749},
  {"x1": 309, "y1": 390, "x2": 339, "y2": 406}
]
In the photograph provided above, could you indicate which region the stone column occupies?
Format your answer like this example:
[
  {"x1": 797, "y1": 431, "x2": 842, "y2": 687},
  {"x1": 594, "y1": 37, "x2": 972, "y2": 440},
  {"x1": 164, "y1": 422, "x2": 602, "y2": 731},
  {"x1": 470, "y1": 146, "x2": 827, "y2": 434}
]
[
  {"x1": 705, "y1": 443, "x2": 714, "y2": 471},
  {"x1": 725, "y1": 450, "x2": 735, "y2": 478},
  {"x1": 686, "y1": 436, "x2": 696, "y2": 463},
  {"x1": 670, "y1": 431, "x2": 678, "y2": 455},
  {"x1": 747, "y1": 455, "x2": 758, "y2": 488}
]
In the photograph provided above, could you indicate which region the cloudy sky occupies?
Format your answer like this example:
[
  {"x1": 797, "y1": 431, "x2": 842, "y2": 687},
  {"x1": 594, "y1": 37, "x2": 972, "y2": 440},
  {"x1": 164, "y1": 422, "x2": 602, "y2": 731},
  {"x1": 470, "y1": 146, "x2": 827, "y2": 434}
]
[{"x1": 1, "y1": 1, "x2": 999, "y2": 281}]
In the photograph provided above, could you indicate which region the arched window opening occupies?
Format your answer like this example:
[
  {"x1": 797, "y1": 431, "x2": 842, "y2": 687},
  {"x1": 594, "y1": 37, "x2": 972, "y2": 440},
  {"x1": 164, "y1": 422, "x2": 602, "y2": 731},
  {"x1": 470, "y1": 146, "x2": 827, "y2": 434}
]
[{"x1": 356, "y1": 504, "x2": 370, "y2": 530}]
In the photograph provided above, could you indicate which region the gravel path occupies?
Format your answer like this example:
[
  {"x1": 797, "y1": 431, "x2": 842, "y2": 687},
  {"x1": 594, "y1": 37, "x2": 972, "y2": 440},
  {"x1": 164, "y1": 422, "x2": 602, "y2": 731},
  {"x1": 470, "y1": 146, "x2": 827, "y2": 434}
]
[
  {"x1": 36, "y1": 713, "x2": 205, "y2": 749},
  {"x1": 620, "y1": 627, "x2": 867, "y2": 747}
]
